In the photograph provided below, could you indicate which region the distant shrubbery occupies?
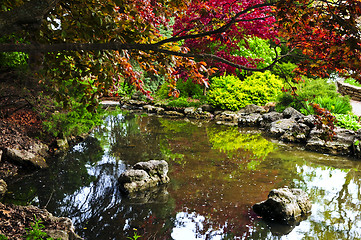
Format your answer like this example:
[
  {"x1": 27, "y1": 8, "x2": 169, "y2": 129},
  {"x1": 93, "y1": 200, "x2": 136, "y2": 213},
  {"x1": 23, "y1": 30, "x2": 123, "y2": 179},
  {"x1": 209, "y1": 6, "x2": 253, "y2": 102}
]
[
  {"x1": 344, "y1": 77, "x2": 361, "y2": 87},
  {"x1": 207, "y1": 71, "x2": 282, "y2": 111},
  {"x1": 276, "y1": 77, "x2": 351, "y2": 114}
]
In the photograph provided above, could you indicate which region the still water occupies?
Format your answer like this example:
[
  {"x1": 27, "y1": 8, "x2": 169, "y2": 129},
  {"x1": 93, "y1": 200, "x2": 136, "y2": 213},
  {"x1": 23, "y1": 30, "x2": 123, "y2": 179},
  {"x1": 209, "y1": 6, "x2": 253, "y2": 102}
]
[{"x1": 5, "y1": 111, "x2": 361, "y2": 239}]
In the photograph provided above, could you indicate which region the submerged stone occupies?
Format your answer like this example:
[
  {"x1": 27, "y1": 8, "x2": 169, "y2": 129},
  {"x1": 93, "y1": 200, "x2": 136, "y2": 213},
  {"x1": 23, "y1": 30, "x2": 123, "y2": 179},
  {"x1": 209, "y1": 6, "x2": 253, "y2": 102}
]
[
  {"x1": 253, "y1": 187, "x2": 312, "y2": 224},
  {"x1": 119, "y1": 160, "x2": 170, "y2": 194}
]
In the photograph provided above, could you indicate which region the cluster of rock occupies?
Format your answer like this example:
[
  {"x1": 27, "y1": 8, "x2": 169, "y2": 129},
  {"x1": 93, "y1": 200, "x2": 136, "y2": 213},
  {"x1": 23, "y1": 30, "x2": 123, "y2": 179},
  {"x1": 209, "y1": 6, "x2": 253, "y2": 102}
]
[
  {"x1": 118, "y1": 160, "x2": 170, "y2": 197},
  {"x1": 117, "y1": 99, "x2": 361, "y2": 158},
  {"x1": 1, "y1": 138, "x2": 49, "y2": 169},
  {"x1": 0, "y1": 203, "x2": 83, "y2": 240},
  {"x1": 253, "y1": 187, "x2": 312, "y2": 224}
]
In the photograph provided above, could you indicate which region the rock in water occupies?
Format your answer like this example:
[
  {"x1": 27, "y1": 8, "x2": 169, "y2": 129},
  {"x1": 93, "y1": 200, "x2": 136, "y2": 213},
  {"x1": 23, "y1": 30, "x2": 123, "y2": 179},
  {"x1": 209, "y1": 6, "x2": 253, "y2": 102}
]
[
  {"x1": 118, "y1": 160, "x2": 170, "y2": 194},
  {"x1": 252, "y1": 187, "x2": 312, "y2": 224}
]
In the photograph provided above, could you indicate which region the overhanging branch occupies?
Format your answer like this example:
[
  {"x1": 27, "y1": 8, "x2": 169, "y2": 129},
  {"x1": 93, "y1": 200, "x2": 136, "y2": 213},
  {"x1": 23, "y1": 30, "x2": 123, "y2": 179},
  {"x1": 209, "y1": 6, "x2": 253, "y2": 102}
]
[{"x1": 0, "y1": 40, "x2": 291, "y2": 72}]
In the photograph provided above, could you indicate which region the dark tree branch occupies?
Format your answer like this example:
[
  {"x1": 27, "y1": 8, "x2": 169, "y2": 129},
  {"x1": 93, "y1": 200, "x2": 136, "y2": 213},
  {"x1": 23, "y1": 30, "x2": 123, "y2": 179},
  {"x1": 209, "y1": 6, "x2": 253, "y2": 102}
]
[
  {"x1": 0, "y1": 0, "x2": 281, "y2": 72},
  {"x1": 0, "y1": 40, "x2": 292, "y2": 72},
  {"x1": 153, "y1": 2, "x2": 275, "y2": 46}
]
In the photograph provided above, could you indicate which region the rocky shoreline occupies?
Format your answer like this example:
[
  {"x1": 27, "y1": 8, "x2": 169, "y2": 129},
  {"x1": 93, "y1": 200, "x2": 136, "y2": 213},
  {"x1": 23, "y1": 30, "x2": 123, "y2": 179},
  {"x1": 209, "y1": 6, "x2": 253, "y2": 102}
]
[
  {"x1": 0, "y1": 97, "x2": 360, "y2": 239},
  {"x1": 117, "y1": 98, "x2": 361, "y2": 158}
]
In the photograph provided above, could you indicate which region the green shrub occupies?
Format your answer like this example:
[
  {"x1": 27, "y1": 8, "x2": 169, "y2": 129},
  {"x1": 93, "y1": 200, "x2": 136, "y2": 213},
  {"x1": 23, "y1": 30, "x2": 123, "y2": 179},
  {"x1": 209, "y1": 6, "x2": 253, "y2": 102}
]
[
  {"x1": 314, "y1": 95, "x2": 351, "y2": 114},
  {"x1": 276, "y1": 77, "x2": 342, "y2": 112},
  {"x1": 300, "y1": 95, "x2": 352, "y2": 115},
  {"x1": 167, "y1": 97, "x2": 202, "y2": 108},
  {"x1": 0, "y1": 51, "x2": 28, "y2": 69},
  {"x1": 156, "y1": 82, "x2": 171, "y2": 99},
  {"x1": 0, "y1": 36, "x2": 28, "y2": 69},
  {"x1": 177, "y1": 78, "x2": 204, "y2": 98},
  {"x1": 42, "y1": 101, "x2": 104, "y2": 138},
  {"x1": 156, "y1": 78, "x2": 204, "y2": 100},
  {"x1": 207, "y1": 71, "x2": 282, "y2": 111},
  {"x1": 271, "y1": 62, "x2": 298, "y2": 80},
  {"x1": 344, "y1": 77, "x2": 361, "y2": 87},
  {"x1": 334, "y1": 114, "x2": 361, "y2": 131}
]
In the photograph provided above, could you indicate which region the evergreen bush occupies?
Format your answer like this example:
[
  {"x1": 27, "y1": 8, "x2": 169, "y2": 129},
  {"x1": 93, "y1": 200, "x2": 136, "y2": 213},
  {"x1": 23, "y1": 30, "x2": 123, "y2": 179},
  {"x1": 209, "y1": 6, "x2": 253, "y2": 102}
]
[{"x1": 207, "y1": 71, "x2": 282, "y2": 111}]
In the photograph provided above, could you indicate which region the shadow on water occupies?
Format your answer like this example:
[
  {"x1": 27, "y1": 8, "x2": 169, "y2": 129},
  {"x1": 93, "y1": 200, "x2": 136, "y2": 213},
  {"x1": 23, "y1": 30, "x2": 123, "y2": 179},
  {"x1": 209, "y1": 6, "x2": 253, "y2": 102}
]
[{"x1": 4, "y1": 111, "x2": 361, "y2": 239}]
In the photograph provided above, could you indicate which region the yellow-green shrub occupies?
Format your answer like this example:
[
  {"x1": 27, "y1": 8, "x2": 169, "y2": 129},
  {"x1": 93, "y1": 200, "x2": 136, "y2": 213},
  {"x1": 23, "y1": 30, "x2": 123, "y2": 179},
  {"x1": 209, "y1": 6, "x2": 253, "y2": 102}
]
[{"x1": 207, "y1": 71, "x2": 282, "y2": 111}]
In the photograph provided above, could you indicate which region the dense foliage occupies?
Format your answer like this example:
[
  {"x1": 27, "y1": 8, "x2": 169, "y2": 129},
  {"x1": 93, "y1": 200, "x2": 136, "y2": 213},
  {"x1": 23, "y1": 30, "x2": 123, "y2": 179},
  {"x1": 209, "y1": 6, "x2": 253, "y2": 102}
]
[
  {"x1": 207, "y1": 71, "x2": 282, "y2": 110},
  {"x1": 0, "y1": 0, "x2": 359, "y2": 104},
  {"x1": 276, "y1": 77, "x2": 351, "y2": 114},
  {"x1": 334, "y1": 114, "x2": 361, "y2": 131},
  {"x1": 0, "y1": 0, "x2": 360, "y2": 139},
  {"x1": 173, "y1": 0, "x2": 277, "y2": 75}
]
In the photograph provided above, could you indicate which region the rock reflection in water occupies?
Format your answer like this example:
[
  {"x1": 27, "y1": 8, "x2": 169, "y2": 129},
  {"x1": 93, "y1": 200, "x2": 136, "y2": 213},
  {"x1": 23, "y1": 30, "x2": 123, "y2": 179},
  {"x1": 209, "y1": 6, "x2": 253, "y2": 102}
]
[{"x1": 4, "y1": 112, "x2": 361, "y2": 239}]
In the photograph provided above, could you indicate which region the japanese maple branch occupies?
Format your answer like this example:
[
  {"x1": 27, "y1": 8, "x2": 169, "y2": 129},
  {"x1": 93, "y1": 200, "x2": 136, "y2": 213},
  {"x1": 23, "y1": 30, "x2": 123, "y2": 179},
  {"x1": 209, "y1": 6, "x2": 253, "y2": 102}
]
[{"x1": 153, "y1": 2, "x2": 275, "y2": 46}]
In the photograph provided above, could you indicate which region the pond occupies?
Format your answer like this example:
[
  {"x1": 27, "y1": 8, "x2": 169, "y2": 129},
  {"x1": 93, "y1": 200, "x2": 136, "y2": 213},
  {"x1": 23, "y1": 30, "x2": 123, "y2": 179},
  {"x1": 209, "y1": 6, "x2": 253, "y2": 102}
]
[{"x1": 4, "y1": 111, "x2": 361, "y2": 239}]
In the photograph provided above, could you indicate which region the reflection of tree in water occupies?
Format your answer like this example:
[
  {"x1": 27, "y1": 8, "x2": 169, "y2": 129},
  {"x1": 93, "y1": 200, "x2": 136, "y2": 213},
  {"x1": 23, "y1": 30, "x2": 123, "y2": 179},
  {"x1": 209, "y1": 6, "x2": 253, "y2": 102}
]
[
  {"x1": 301, "y1": 166, "x2": 361, "y2": 240},
  {"x1": 260, "y1": 149, "x2": 361, "y2": 239},
  {"x1": 7, "y1": 112, "x2": 361, "y2": 239},
  {"x1": 207, "y1": 125, "x2": 276, "y2": 160},
  {"x1": 93, "y1": 113, "x2": 164, "y2": 166}
]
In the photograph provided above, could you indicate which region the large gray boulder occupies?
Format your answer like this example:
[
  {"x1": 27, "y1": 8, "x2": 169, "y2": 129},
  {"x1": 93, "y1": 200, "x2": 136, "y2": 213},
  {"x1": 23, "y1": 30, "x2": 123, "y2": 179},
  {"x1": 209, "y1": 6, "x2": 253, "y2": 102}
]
[
  {"x1": 306, "y1": 128, "x2": 355, "y2": 155},
  {"x1": 238, "y1": 113, "x2": 262, "y2": 127},
  {"x1": 237, "y1": 104, "x2": 266, "y2": 114},
  {"x1": 215, "y1": 111, "x2": 239, "y2": 125},
  {"x1": 283, "y1": 107, "x2": 304, "y2": 120},
  {"x1": 119, "y1": 160, "x2": 170, "y2": 194},
  {"x1": 143, "y1": 105, "x2": 165, "y2": 114},
  {"x1": 184, "y1": 107, "x2": 212, "y2": 119},
  {"x1": 269, "y1": 119, "x2": 298, "y2": 137},
  {"x1": 268, "y1": 118, "x2": 311, "y2": 142},
  {"x1": 200, "y1": 104, "x2": 215, "y2": 112},
  {"x1": 253, "y1": 187, "x2": 312, "y2": 223},
  {"x1": 163, "y1": 111, "x2": 185, "y2": 117},
  {"x1": 280, "y1": 123, "x2": 311, "y2": 142},
  {"x1": 4, "y1": 141, "x2": 49, "y2": 168},
  {"x1": 260, "y1": 112, "x2": 283, "y2": 128}
]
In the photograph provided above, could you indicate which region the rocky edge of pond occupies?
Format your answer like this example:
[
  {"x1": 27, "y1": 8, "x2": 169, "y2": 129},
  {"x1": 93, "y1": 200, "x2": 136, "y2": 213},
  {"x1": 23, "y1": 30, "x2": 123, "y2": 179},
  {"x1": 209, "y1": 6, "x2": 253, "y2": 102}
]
[
  {"x1": 0, "y1": 202, "x2": 82, "y2": 240},
  {"x1": 118, "y1": 98, "x2": 361, "y2": 158},
  {"x1": 0, "y1": 98, "x2": 357, "y2": 238},
  {"x1": 0, "y1": 122, "x2": 89, "y2": 239}
]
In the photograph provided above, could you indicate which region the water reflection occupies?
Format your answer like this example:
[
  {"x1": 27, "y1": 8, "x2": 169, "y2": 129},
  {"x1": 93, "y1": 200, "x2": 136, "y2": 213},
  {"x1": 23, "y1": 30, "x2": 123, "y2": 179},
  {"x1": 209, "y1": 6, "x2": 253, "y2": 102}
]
[{"x1": 4, "y1": 112, "x2": 361, "y2": 239}]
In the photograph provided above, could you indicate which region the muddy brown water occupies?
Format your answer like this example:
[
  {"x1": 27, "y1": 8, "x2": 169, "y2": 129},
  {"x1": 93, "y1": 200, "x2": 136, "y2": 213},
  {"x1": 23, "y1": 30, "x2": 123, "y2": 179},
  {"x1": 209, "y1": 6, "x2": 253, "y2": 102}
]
[{"x1": 4, "y1": 111, "x2": 361, "y2": 239}]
